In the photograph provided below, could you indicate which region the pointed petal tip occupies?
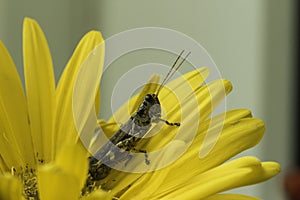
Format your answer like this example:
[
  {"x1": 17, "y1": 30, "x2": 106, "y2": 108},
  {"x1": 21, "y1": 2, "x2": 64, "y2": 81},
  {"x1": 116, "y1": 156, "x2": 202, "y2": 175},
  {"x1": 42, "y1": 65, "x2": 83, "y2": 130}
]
[
  {"x1": 255, "y1": 118, "x2": 265, "y2": 129},
  {"x1": 229, "y1": 108, "x2": 252, "y2": 118},
  {"x1": 235, "y1": 108, "x2": 253, "y2": 117},
  {"x1": 89, "y1": 30, "x2": 103, "y2": 36},
  {"x1": 263, "y1": 161, "x2": 281, "y2": 173},
  {"x1": 249, "y1": 118, "x2": 265, "y2": 141},
  {"x1": 85, "y1": 30, "x2": 104, "y2": 42},
  {"x1": 23, "y1": 17, "x2": 37, "y2": 26},
  {"x1": 0, "y1": 40, "x2": 7, "y2": 51},
  {"x1": 222, "y1": 79, "x2": 233, "y2": 93},
  {"x1": 198, "y1": 66, "x2": 210, "y2": 73},
  {"x1": 240, "y1": 118, "x2": 266, "y2": 144}
]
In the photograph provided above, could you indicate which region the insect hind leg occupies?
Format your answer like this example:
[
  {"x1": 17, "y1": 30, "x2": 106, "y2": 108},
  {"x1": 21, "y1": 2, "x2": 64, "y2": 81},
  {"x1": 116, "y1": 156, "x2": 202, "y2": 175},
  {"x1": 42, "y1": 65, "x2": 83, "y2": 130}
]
[
  {"x1": 124, "y1": 148, "x2": 150, "y2": 166},
  {"x1": 159, "y1": 118, "x2": 180, "y2": 126},
  {"x1": 133, "y1": 148, "x2": 150, "y2": 165}
]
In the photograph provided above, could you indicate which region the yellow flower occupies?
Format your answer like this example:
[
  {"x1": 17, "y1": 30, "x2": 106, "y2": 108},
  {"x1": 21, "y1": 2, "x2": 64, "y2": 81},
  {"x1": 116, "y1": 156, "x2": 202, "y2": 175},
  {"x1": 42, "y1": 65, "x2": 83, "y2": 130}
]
[
  {"x1": 0, "y1": 17, "x2": 280, "y2": 200},
  {"x1": 0, "y1": 18, "x2": 105, "y2": 199}
]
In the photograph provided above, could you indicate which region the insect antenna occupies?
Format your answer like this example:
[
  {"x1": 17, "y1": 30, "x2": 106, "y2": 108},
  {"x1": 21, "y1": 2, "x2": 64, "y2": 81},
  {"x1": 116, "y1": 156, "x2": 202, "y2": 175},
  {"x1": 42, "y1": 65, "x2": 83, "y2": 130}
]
[
  {"x1": 156, "y1": 50, "x2": 191, "y2": 95},
  {"x1": 166, "y1": 51, "x2": 191, "y2": 83},
  {"x1": 159, "y1": 50, "x2": 184, "y2": 89}
]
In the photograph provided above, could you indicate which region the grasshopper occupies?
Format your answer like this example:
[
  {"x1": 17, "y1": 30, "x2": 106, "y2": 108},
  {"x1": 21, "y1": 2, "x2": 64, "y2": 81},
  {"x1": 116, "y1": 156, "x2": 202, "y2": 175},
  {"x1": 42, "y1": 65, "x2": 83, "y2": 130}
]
[{"x1": 88, "y1": 50, "x2": 190, "y2": 181}]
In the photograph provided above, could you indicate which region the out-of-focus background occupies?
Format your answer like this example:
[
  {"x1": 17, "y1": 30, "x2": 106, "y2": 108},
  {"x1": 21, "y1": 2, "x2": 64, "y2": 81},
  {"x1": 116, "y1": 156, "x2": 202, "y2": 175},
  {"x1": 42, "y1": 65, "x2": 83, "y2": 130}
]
[{"x1": 0, "y1": 1, "x2": 297, "y2": 199}]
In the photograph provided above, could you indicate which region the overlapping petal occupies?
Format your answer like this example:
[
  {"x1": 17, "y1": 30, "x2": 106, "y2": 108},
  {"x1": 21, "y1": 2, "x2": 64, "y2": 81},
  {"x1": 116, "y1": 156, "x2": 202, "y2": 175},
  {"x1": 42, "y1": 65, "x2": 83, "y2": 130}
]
[
  {"x1": 0, "y1": 41, "x2": 34, "y2": 168},
  {"x1": 204, "y1": 194, "x2": 260, "y2": 200},
  {"x1": 37, "y1": 145, "x2": 88, "y2": 200},
  {"x1": 55, "y1": 31, "x2": 104, "y2": 155},
  {"x1": 163, "y1": 157, "x2": 280, "y2": 199},
  {"x1": 112, "y1": 111, "x2": 266, "y2": 199},
  {"x1": 81, "y1": 190, "x2": 112, "y2": 200},
  {"x1": 0, "y1": 174, "x2": 24, "y2": 200},
  {"x1": 23, "y1": 18, "x2": 55, "y2": 163}
]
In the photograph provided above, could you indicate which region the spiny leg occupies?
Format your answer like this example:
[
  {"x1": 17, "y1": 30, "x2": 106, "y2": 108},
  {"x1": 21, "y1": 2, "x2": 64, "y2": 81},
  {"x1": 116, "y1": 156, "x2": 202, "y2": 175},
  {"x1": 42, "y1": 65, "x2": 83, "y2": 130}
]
[
  {"x1": 159, "y1": 118, "x2": 180, "y2": 126},
  {"x1": 124, "y1": 148, "x2": 150, "y2": 166},
  {"x1": 133, "y1": 148, "x2": 150, "y2": 165}
]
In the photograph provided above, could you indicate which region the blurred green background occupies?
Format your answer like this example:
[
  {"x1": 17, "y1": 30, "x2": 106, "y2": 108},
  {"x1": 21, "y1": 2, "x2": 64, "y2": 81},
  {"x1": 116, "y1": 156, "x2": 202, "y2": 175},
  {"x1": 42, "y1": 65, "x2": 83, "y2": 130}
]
[{"x1": 0, "y1": 0, "x2": 296, "y2": 199}]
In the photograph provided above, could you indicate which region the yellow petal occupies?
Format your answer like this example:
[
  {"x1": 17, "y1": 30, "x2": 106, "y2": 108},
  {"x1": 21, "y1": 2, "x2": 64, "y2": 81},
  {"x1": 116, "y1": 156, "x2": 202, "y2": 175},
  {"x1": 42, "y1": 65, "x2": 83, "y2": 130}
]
[
  {"x1": 38, "y1": 164, "x2": 80, "y2": 200},
  {"x1": 55, "y1": 145, "x2": 89, "y2": 190},
  {"x1": 0, "y1": 174, "x2": 24, "y2": 200},
  {"x1": 153, "y1": 116, "x2": 265, "y2": 196},
  {"x1": 178, "y1": 116, "x2": 264, "y2": 172},
  {"x1": 0, "y1": 40, "x2": 34, "y2": 168},
  {"x1": 165, "y1": 67, "x2": 210, "y2": 96},
  {"x1": 158, "y1": 157, "x2": 280, "y2": 199},
  {"x1": 23, "y1": 18, "x2": 55, "y2": 162},
  {"x1": 118, "y1": 140, "x2": 185, "y2": 200},
  {"x1": 98, "y1": 119, "x2": 119, "y2": 137},
  {"x1": 166, "y1": 78, "x2": 232, "y2": 123},
  {"x1": 116, "y1": 111, "x2": 263, "y2": 198},
  {"x1": 37, "y1": 144, "x2": 88, "y2": 200},
  {"x1": 95, "y1": 89, "x2": 101, "y2": 116},
  {"x1": 81, "y1": 190, "x2": 112, "y2": 200},
  {"x1": 158, "y1": 67, "x2": 211, "y2": 116},
  {"x1": 0, "y1": 155, "x2": 7, "y2": 173},
  {"x1": 72, "y1": 41, "x2": 105, "y2": 150},
  {"x1": 203, "y1": 193, "x2": 260, "y2": 200},
  {"x1": 55, "y1": 30, "x2": 103, "y2": 154}
]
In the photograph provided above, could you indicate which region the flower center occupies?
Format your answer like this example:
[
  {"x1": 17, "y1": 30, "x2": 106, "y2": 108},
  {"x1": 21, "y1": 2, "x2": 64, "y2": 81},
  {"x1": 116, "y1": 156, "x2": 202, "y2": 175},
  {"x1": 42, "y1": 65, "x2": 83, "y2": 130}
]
[
  {"x1": 81, "y1": 174, "x2": 99, "y2": 196},
  {"x1": 12, "y1": 166, "x2": 39, "y2": 200}
]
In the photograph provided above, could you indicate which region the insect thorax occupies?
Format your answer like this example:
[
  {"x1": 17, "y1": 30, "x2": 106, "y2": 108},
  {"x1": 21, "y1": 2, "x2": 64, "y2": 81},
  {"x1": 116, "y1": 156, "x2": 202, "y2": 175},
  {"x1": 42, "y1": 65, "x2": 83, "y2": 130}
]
[{"x1": 135, "y1": 93, "x2": 161, "y2": 125}]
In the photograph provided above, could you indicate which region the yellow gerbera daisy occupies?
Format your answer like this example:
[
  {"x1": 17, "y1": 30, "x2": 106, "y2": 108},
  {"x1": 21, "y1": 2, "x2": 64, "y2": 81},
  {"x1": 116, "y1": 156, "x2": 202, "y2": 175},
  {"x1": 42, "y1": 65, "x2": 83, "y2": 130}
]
[
  {"x1": 0, "y1": 18, "x2": 104, "y2": 199},
  {"x1": 0, "y1": 17, "x2": 280, "y2": 200}
]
